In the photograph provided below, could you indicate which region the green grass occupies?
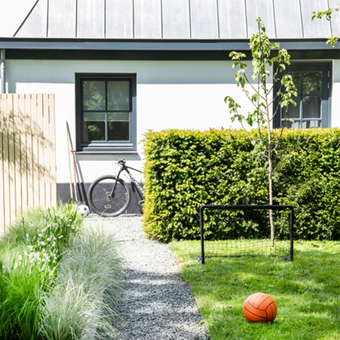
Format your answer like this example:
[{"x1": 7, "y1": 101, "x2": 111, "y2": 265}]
[
  {"x1": 171, "y1": 240, "x2": 340, "y2": 340},
  {"x1": 0, "y1": 259, "x2": 45, "y2": 340}
]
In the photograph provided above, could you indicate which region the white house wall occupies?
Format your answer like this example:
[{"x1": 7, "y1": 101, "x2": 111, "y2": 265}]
[
  {"x1": 6, "y1": 59, "x2": 250, "y2": 184},
  {"x1": 332, "y1": 60, "x2": 340, "y2": 127},
  {"x1": 6, "y1": 59, "x2": 340, "y2": 188}
]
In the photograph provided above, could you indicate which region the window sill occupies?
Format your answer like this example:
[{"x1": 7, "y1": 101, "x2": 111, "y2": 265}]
[{"x1": 75, "y1": 151, "x2": 139, "y2": 155}]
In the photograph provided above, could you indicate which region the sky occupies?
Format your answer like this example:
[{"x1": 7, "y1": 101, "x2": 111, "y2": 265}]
[{"x1": 0, "y1": 0, "x2": 36, "y2": 37}]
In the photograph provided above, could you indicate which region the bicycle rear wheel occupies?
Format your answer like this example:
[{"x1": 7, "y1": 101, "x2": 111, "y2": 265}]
[{"x1": 87, "y1": 175, "x2": 131, "y2": 217}]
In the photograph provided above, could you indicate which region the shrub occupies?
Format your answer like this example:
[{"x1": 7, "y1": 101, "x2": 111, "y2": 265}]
[
  {"x1": 142, "y1": 128, "x2": 340, "y2": 242},
  {"x1": 0, "y1": 204, "x2": 83, "y2": 340},
  {"x1": 0, "y1": 205, "x2": 123, "y2": 339}
]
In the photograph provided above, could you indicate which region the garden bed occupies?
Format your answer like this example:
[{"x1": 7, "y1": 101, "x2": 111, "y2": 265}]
[{"x1": 0, "y1": 204, "x2": 123, "y2": 340}]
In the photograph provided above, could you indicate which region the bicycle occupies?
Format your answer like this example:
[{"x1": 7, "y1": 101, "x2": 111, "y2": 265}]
[{"x1": 87, "y1": 159, "x2": 144, "y2": 217}]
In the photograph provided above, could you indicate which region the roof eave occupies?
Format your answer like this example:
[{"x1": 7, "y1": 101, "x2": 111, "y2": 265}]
[{"x1": 0, "y1": 37, "x2": 338, "y2": 52}]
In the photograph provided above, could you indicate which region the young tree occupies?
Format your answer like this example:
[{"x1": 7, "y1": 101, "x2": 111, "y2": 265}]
[
  {"x1": 312, "y1": 5, "x2": 340, "y2": 47},
  {"x1": 224, "y1": 18, "x2": 297, "y2": 246}
]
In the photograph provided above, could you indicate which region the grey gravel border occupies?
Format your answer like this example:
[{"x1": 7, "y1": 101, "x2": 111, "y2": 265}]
[{"x1": 84, "y1": 214, "x2": 210, "y2": 340}]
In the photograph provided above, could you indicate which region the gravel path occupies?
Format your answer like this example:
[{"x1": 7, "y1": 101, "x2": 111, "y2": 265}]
[{"x1": 84, "y1": 214, "x2": 209, "y2": 340}]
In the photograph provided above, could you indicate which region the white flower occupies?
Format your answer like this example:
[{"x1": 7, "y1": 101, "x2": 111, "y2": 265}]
[{"x1": 18, "y1": 254, "x2": 22, "y2": 261}]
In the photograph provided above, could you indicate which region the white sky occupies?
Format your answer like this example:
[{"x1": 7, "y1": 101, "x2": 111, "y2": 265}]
[{"x1": 0, "y1": 0, "x2": 36, "y2": 37}]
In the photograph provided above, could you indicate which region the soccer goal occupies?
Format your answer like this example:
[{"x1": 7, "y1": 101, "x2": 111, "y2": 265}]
[{"x1": 198, "y1": 204, "x2": 294, "y2": 264}]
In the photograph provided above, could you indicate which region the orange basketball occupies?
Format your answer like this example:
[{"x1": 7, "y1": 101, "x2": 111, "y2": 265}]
[{"x1": 243, "y1": 292, "x2": 277, "y2": 323}]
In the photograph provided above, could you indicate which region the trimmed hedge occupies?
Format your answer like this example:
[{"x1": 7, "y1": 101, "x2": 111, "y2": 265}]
[{"x1": 142, "y1": 128, "x2": 340, "y2": 242}]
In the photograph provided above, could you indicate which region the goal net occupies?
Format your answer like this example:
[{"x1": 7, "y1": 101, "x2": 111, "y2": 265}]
[{"x1": 198, "y1": 205, "x2": 294, "y2": 264}]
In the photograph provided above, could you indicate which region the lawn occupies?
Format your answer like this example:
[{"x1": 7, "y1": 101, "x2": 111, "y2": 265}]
[{"x1": 171, "y1": 240, "x2": 340, "y2": 340}]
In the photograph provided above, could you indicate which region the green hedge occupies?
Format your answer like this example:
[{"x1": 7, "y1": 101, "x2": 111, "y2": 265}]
[{"x1": 142, "y1": 128, "x2": 340, "y2": 242}]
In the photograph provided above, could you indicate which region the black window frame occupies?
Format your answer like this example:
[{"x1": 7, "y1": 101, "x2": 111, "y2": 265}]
[
  {"x1": 273, "y1": 63, "x2": 331, "y2": 129},
  {"x1": 75, "y1": 73, "x2": 137, "y2": 152}
]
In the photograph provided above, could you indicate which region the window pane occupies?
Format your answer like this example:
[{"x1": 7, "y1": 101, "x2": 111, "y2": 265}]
[
  {"x1": 83, "y1": 112, "x2": 106, "y2": 141},
  {"x1": 289, "y1": 72, "x2": 302, "y2": 95},
  {"x1": 107, "y1": 81, "x2": 130, "y2": 111},
  {"x1": 302, "y1": 72, "x2": 321, "y2": 95},
  {"x1": 108, "y1": 112, "x2": 129, "y2": 121},
  {"x1": 304, "y1": 120, "x2": 321, "y2": 128},
  {"x1": 284, "y1": 120, "x2": 300, "y2": 129},
  {"x1": 302, "y1": 96, "x2": 321, "y2": 118},
  {"x1": 108, "y1": 112, "x2": 129, "y2": 141},
  {"x1": 83, "y1": 81, "x2": 106, "y2": 110},
  {"x1": 283, "y1": 97, "x2": 300, "y2": 119}
]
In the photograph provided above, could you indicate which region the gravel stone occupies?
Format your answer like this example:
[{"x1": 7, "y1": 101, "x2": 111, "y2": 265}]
[{"x1": 83, "y1": 214, "x2": 210, "y2": 340}]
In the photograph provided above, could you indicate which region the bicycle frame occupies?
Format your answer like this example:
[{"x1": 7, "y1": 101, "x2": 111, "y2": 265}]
[{"x1": 110, "y1": 160, "x2": 144, "y2": 198}]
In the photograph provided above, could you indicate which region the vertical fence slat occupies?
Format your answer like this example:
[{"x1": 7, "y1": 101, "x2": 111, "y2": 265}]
[
  {"x1": 43, "y1": 94, "x2": 50, "y2": 206},
  {"x1": 27, "y1": 95, "x2": 34, "y2": 209},
  {"x1": 32, "y1": 95, "x2": 40, "y2": 208},
  {"x1": 49, "y1": 94, "x2": 56, "y2": 206},
  {"x1": 37, "y1": 94, "x2": 45, "y2": 207},
  {"x1": 0, "y1": 94, "x2": 56, "y2": 234},
  {"x1": 1, "y1": 95, "x2": 11, "y2": 231},
  {"x1": 8, "y1": 95, "x2": 15, "y2": 227},
  {"x1": 13, "y1": 94, "x2": 22, "y2": 217},
  {"x1": 20, "y1": 94, "x2": 28, "y2": 213}
]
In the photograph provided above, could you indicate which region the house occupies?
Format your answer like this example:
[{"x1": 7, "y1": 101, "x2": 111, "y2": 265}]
[{"x1": 0, "y1": 0, "x2": 339, "y2": 213}]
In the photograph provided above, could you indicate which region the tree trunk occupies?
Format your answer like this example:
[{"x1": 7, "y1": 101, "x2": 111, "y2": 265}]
[
  {"x1": 266, "y1": 101, "x2": 275, "y2": 247},
  {"x1": 268, "y1": 154, "x2": 274, "y2": 247}
]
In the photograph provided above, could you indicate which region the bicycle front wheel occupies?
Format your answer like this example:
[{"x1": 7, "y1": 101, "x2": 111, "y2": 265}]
[{"x1": 87, "y1": 175, "x2": 131, "y2": 217}]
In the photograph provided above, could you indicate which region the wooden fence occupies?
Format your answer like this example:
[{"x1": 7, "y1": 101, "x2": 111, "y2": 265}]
[{"x1": 0, "y1": 94, "x2": 56, "y2": 235}]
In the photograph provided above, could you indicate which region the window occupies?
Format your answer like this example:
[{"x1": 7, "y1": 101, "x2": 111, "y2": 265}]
[
  {"x1": 273, "y1": 63, "x2": 331, "y2": 129},
  {"x1": 76, "y1": 74, "x2": 136, "y2": 151}
]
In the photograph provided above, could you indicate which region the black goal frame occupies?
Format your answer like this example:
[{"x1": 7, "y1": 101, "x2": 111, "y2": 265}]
[{"x1": 198, "y1": 204, "x2": 294, "y2": 264}]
